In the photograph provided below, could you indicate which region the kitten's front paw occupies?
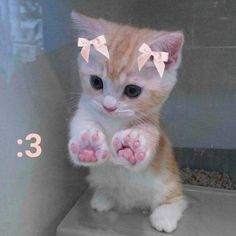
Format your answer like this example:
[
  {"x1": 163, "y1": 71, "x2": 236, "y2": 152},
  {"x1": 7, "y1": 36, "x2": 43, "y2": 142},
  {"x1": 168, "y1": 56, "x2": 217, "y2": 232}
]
[
  {"x1": 69, "y1": 129, "x2": 109, "y2": 166},
  {"x1": 111, "y1": 129, "x2": 151, "y2": 170}
]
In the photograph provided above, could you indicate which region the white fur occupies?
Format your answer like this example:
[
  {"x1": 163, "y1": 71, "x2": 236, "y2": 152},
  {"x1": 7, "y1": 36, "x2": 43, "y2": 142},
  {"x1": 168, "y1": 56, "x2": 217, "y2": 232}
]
[
  {"x1": 150, "y1": 198, "x2": 187, "y2": 233},
  {"x1": 90, "y1": 189, "x2": 114, "y2": 211},
  {"x1": 69, "y1": 96, "x2": 171, "y2": 209}
]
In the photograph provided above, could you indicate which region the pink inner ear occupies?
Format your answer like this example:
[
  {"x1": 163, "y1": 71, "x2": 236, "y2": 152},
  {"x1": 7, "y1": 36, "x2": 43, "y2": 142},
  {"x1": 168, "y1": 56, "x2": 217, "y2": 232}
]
[
  {"x1": 165, "y1": 54, "x2": 178, "y2": 66},
  {"x1": 151, "y1": 32, "x2": 184, "y2": 66}
]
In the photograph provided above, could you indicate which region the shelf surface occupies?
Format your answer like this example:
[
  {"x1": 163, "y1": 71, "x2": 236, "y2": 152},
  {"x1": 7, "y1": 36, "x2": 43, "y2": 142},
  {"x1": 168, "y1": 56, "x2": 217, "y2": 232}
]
[{"x1": 57, "y1": 185, "x2": 236, "y2": 236}]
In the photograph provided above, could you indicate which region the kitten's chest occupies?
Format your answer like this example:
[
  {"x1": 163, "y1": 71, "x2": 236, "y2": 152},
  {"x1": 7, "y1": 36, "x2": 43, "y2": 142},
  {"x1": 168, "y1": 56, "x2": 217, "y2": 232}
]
[
  {"x1": 98, "y1": 115, "x2": 128, "y2": 140},
  {"x1": 88, "y1": 163, "x2": 157, "y2": 208}
]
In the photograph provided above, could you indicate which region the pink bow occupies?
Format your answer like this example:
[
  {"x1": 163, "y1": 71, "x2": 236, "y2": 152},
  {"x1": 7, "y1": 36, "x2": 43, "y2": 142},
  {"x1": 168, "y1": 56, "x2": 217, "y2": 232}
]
[
  {"x1": 137, "y1": 43, "x2": 169, "y2": 78},
  {"x1": 77, "y1": 35, "x2": 110, "y2": 62}
]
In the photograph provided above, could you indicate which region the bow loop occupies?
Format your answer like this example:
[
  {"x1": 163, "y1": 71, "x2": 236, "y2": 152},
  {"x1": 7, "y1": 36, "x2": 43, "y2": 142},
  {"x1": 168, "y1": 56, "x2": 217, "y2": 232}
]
[
  {"x1": 137, "y1": 43, "x2": 169, "y2": 78},
  {"x1": 77, "y1": 35, "x2": 110, "y2": 63},
  {"x1": 90, "y1": 35, "x2": 106, "y2": 46},
  {"x1": 139, "y1": 43, "x2": 152, "y2": 54},
  {"x1": 77, "y1": 37, "x2": 90, "y2": 47}
]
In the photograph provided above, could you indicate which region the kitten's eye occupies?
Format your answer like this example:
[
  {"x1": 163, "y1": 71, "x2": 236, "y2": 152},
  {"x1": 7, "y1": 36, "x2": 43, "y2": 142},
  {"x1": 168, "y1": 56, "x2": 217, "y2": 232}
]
[
  {"x1": 124, "y1": 84, "x2": 142, "y2": 98},
  {"x1": 90, "y1": 75, "x2": 103, "y2": 90}
]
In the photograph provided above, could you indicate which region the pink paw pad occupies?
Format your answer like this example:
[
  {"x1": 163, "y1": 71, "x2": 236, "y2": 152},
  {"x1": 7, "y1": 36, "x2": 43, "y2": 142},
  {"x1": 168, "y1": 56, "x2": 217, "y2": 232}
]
[
  {"x1": 112, "y1": 138, "x2": 121, "y2": 149},
  {"x1": 70, "y1": 143, "x2": 78, "y2": 154},
  {"x1": 124, "y1": 135, "x2": 131, "y2": 144},
  {"x1": 132, "y1": 140, "x2": 140, "y2": 149},
  {"x1": 69, "y1": 129, "x2": 109, "y2": 165},
  {"x1": 78, "y1": 149, "x2": 97, "y2": 162},
  {"x1": 112, "y1": 131, "x2": 147, "y2": 166},
  {"x1": 92, "y1": 131, "x2": 99, "y2": 142},
  {"x1": 118, "y1": 148, "x2": 133, "y2": 159},
  {"x1": 81, "y1": 132, "x2": 90, "y2": 142},
  {"x1": 135, "y1": 152, "x2": 145, "y2": 161}
]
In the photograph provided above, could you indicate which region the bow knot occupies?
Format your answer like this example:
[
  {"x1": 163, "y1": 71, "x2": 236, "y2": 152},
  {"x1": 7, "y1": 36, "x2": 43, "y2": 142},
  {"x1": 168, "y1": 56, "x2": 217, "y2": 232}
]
[
  {"x1": 77, "y1": 35, "x2": 110, "y2": 62},
  {"x1": 137, "y1": 43, "x2": 169, "y2": 78}
]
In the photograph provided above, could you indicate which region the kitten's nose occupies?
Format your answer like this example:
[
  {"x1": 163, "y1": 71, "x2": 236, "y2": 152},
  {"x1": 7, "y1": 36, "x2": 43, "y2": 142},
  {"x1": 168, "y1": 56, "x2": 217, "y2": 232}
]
[{"x1": 103, "y1": 95, "x2": 117, "y2": 112}]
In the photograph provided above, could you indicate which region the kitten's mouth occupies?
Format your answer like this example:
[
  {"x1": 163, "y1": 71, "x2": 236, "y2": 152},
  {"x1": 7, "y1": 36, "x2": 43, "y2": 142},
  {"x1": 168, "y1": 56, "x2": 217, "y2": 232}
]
[
  {"x1": 91, "y1": 100, "x2": 135, "y2": 117},
  {"x1": 103, "y1": 106, "x2": 117, "y2": 113}
]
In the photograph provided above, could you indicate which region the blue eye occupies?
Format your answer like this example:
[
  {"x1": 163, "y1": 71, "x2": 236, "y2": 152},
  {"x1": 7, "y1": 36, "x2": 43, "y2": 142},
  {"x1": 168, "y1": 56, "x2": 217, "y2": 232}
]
[
  {"x1": 90, "y1": 75, "x2": 103, "y2": 90},
  {"x1": 124, "y1": 84, "x2": 142, "y2": 98}
]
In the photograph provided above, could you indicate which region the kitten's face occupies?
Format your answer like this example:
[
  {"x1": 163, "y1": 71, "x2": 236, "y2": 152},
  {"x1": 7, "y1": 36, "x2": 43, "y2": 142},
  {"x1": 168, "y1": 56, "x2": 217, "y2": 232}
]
[{"x1": 72, "y1": 12, "x2": 184, "y2": 119}]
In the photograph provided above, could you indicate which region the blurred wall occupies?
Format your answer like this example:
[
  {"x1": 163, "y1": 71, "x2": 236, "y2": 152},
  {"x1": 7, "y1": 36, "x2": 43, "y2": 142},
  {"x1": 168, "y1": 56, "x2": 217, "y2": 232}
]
[{"x1": 0, "y1": 55, "x2": 87, "y2": 236}]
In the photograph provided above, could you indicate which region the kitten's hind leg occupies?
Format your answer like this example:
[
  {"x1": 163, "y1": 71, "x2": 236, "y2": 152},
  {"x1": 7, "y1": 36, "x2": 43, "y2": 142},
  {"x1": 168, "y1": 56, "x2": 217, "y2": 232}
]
[
  {"x1": 90, "y1": 190, "x2": 114, "y2": 212},
  {"x1": 150, "y1": 197, "x2": 187, "y2": 233}
]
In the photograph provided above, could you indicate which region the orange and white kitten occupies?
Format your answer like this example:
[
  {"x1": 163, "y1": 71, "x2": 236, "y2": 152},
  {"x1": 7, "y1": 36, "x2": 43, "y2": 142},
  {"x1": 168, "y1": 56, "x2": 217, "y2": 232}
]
[{"x1": 69, "y1": 12, "x2": 187, "y2": 233}]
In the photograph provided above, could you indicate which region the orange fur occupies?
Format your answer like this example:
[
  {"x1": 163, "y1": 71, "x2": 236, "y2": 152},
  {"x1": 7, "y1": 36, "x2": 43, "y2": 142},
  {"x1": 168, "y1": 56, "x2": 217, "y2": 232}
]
[
  {"x1": 107, "y1": 27, "x2": 156, "y2": 80},
  {"x1": 151, "y1": 126, "x2": 183, "y2": 202}
]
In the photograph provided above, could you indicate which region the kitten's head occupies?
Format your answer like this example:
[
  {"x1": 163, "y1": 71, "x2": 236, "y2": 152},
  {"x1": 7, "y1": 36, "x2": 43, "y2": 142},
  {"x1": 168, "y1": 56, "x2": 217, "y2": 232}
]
[{"x1": 72, "y1": 12, "x2": 184, "y2": 121}]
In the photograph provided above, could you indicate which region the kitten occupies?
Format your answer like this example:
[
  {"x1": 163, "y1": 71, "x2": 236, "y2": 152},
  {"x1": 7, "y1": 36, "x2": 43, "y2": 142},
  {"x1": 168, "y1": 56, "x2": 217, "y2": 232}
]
[{"x1": 68, "y1": 11, "x2": 187, "y2": 233}]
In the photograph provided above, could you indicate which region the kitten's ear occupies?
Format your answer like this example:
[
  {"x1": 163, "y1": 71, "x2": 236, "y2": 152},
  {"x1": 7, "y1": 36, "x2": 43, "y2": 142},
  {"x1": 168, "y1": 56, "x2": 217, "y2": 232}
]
[
  {"x1": 71, "y1": 11, "x2": 102, "y2": 39},
  {"x1": 150, "y1": 32, "x2": 184, "y2": 70}
]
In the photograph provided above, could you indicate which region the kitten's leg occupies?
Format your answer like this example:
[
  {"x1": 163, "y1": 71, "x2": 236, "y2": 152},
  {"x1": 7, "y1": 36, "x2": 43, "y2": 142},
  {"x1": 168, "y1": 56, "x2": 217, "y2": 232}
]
[
  {"x1": 150, "y1": 197, "x2": 187, "y2": 233},
  {"x1": 90, "y1": 189, "x2": 114, "y2": 212},
  {"x1": 111, "y1": 128, "x2": 158, "y2": 170},
  {"x1": 69, "y1": 128, "x2": 109, "y2": 167}
]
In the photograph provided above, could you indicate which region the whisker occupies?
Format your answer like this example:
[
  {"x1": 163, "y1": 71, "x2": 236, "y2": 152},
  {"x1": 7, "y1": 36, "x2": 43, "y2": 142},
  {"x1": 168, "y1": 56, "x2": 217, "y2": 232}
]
[
  {"x1": 91, "y1": 99, "x2": 160, "y2": 120},
  {"x1": 116, "y1": 110, "x2": 135, "y2": 115},
  {"x1": 91, "y1": 100, "x2": 103, "y2": 109}
]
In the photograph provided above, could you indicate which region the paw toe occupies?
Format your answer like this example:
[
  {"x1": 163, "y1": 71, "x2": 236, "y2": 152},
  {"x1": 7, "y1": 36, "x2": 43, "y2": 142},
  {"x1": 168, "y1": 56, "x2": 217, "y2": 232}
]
[
  {"x1": 152, "y1": 219, "x2": 177, "y2": 233},
  {"x1": 70, "y1": 142, "x2": 78, "y2": 154},
  {"x1": 135, "y1": 152, "x2": 145, "y2": 161}
]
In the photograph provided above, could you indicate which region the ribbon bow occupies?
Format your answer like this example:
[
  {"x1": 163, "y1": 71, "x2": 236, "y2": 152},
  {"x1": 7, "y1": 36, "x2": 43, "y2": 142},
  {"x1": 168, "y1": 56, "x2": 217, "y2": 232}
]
[
  {"x1": 77, "y1": 35, "x2": 110, "y2": 62},
  {"x1": 137, "y1": 43, "x2": 169, "y2": 78}
]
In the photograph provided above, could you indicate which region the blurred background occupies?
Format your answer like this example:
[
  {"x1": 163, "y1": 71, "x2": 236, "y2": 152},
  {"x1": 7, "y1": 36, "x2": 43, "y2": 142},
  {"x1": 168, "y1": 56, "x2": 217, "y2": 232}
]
[{"x1": 0, "y1": 0, "x2": 235, "y2": 235}]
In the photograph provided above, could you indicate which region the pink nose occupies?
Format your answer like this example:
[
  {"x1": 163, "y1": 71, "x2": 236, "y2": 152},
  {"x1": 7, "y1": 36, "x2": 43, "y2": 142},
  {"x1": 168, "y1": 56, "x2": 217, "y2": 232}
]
[
  {"x1": 103, "y1": 106, "x2": 117, "y2": 112},
  {"x1": 103, "y1": 95, "x2": 117, "y2": 112}
]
